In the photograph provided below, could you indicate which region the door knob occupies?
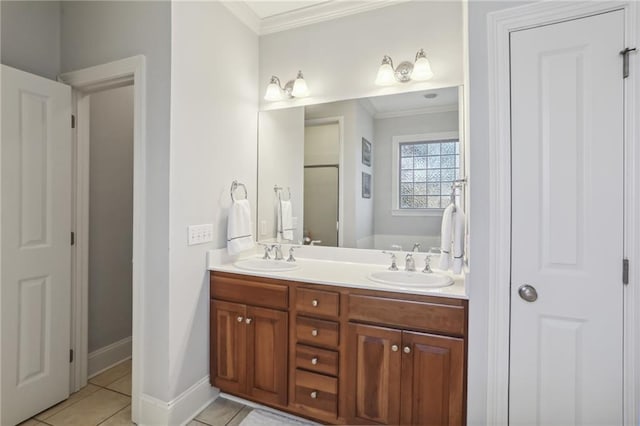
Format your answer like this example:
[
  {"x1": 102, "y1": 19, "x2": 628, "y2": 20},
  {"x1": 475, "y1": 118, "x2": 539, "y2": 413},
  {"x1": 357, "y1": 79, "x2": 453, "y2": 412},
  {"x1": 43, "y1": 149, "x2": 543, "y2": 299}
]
[{"x1": 518, "y1": 284, "x2": 538, "y2": 302}]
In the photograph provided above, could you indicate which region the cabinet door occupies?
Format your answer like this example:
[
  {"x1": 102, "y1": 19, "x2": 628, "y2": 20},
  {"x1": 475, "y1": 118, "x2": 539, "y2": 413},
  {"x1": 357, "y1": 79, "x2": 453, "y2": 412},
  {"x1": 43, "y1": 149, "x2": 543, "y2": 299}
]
[
  {"x1": 347, "y1": 323, "x2": 402, "y2": 425},
  {"x1": 400, "y1": 332, "x2": 464, "y2": 426},
  {"x1": 246, "y1": 305, "x2": 288, "y2": 406},
  {"x1": 211, "y1": 300, "x2": 246, "y2": 394}
]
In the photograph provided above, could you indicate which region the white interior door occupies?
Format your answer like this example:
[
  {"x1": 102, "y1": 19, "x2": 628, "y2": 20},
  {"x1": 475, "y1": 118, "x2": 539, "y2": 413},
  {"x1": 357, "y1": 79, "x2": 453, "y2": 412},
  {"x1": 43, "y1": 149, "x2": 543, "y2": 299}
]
[
  {"x1": 1, "y1": 65, "x2": 72, "y2": 425},
  {"x1": 510, "y1": 10, "x2": 625, "y2": 425},
  {"x1": 304, "y1": 166, "x2": 339, "y2": 246}
]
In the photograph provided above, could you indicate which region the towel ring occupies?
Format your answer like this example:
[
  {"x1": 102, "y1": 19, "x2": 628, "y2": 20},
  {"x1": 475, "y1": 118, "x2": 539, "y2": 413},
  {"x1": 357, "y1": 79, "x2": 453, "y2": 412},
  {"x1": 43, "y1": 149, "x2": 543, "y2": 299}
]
[{"x1": 230, "y1": 180, "x2": 248, "y2": 201}]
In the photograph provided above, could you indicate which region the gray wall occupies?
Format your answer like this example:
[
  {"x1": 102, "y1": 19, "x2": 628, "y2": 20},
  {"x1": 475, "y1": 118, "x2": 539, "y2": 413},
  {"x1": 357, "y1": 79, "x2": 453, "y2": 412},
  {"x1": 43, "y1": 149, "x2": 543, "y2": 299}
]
[
  {"x1": 88, "y1": 85, "x2": 133, "y2": 353},
  {"x1": 373, "y1": 110, "x2": 459, "y2": 237},
  {"x1": 61, "y1": 1, "x2": 172, "y2": 401},
  {"x1": 1, "y1": 1, "x2": 61, "y2": 79},
  {"x1": 467, "y1": 1, "x2": 534, "y2": 424}
]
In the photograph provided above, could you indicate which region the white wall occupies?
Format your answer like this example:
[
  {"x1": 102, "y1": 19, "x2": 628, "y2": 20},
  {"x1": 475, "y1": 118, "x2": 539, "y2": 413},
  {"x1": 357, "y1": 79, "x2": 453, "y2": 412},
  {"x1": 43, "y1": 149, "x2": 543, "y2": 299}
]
[
  {"x1": 169, "y1": 0, "x2": 259, "y2": 401},
  {"x1": 88, "y1": 85, "x2": 133, "y2": 353},
  {"x1": 259, "y1": 1, "x2": 463, "y2": 110},
  {"x1": 0, "y1": 1, "x2": 61, "y2": 79},
  {"x1": 466, "y1": 1, "x2": 533, "y2": 424},
  {"x1": 373, "y1": 110, "x2": 459, "y2": 241},
  {"x1": 257, "y1": 108, "x2": 305, "y2": 243},
  {"x1": 61, "y1": 0, "x2": 172, "y2": 402}
]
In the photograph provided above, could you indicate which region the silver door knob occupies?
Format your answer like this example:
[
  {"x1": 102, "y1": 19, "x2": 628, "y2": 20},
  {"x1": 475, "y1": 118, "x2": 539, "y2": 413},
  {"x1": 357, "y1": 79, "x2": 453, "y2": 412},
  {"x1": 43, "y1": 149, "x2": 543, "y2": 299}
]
[
  {"x1": 237, "y1": 316, "x2": 244, "y2": 322},
  {"x1": 391, "y1": 345, "x2": 399, "y2": 352},
  {"x1": 518, "y1": 284, "x2": 538, "y2": 302},
  {"x1": 245, "y1": 318, "x2": 253, "y2": 324},
  {"x1": 310, "y1": 391, "x2": 318, "y2": 399},
  {"x1": 311, "y1": 357, "x2": 319, "y2": 365},
  {"x1": 311, "y1": 329, "x2": 318, "y2": 337},
  {"x1": 403, "y1": 346, "x2": 411, "y2": 354},
  {"x1": 312, "y1": 299, "x2": 319, "y2": 307}
]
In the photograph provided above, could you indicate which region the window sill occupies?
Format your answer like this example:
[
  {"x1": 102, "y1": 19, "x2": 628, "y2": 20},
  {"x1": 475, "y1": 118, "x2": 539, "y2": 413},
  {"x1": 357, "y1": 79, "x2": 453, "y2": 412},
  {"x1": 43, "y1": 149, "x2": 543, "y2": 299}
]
[{"x1": 391, "y1": 208, "x2": 444, "y2": 217}]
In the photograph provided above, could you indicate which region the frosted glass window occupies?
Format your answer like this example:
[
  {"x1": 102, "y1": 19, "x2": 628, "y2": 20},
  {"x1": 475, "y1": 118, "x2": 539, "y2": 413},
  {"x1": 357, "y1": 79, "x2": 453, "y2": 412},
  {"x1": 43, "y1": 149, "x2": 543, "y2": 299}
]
[{"x1": 399, "y1": 139, "x2": 459, "y2": 209}]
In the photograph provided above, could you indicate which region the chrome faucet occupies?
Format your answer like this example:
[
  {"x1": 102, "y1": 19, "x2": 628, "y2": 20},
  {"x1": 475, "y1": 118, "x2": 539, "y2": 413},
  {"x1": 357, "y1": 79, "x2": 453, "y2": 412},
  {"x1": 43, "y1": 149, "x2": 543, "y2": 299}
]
[
  {"x1": 423, "y1": 254, "x2": 433, "y2": 273},
  {"x1": 382, "y1": 251, "x2": 399, "y2": 271},
  {"x1": 271, "y1": 244, "x2": 284, "y2": 260},
  {"x1": 412, "y1": 243, "x2": 421, "y2": 252},
  {"x1": 287, "y1": 246, "x2": 301, "y2": 262},
  {"x1": 405, "y1": 253, "x2": 416, "y2": 272},
  {"x1": 259, "y1": 243, "x2": 272, "y2": 259}
]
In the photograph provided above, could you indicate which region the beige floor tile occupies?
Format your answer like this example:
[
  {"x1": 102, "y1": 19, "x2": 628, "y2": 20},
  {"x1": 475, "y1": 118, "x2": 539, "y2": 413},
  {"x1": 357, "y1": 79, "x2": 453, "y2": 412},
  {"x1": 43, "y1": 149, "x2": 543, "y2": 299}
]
[
  {"x1": 225, "y1": 406, "x2": 252, "y2": 426},
  {"x1": 36, "y1": 384, "x2": 102, "y2": 420},
  {"x1": 195, "y1": 398, "x2": 244, "y2": 426},
  {"x1": 90, "y1": 360, "x2": 131, "y2": 388},
  {"x1": 18, "y1": 419, "x2": 48, "y2": 426},
  {"x1": 98, "y1": 405, "x2": 132, "y2": 426},
  {"x1": 45, "y1": 388, "x2": 130, "y2": 426},
  {"x1": 106, "y1": 373, "x2": 131, "y2": 396}
]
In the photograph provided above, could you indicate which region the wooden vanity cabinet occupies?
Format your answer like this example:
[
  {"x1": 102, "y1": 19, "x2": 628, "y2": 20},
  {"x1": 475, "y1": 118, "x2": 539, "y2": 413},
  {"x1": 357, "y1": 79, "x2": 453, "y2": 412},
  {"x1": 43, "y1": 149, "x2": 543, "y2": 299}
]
[{"x1": 210, "y1": 271, "x2": 467, "y2": 425}]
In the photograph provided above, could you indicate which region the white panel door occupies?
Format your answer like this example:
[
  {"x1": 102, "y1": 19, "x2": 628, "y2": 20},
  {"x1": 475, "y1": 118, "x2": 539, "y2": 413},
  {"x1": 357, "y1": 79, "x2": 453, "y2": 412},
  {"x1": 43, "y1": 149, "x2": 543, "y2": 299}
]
[
  {"x1": 510, "y1": 11, "x2": 624, "y2": 426},
  {"x1": 1, "y1": 65, "x2": 72, "y2": 425}
]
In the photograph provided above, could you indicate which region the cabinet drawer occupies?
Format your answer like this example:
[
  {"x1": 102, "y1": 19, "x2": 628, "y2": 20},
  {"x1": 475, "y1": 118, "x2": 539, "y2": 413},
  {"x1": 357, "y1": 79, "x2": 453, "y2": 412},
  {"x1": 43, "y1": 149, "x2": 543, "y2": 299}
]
[
  {"x1": 295, "y1": 344, "x2": 339, "y2": 376},
  {"x1": 295, "y1": 369, "x2": 338, "y2": 417},
  {"x1": 296, "y1": 287, "x2": 340, "y2": 318},
  {"x1": 296, "y1": 316, "x2": 339, "y2": 348},
  {"x1": 210, "y1": 273, "x2": 288, "y2": 310},
  {"x1": 348, "y1": 294, "x2": 466, "y2": 337}
]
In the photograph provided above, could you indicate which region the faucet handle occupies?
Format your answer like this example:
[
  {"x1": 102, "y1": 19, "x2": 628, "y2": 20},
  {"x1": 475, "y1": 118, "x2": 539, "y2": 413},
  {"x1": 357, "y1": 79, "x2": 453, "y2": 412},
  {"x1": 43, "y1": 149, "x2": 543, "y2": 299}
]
[
  {"x1": 382, "y1": 251, "x2": 399, "y2": 271},
  {"x1": 258, "y1": 243, "x2": 272, "y2": 259},
  {"x1": 423, "y1": 254, "x2": 433, "y2": 273},
  {"x1": 287, "y1": 246, "x2": 302, "y2": 262}
]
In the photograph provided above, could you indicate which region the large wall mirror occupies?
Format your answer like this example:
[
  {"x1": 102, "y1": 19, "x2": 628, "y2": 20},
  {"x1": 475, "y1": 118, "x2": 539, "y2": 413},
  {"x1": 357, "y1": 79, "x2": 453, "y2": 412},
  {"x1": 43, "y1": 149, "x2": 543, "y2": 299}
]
[{"x1": 257, "y1": 85, "x2": 465, "y2": 251}]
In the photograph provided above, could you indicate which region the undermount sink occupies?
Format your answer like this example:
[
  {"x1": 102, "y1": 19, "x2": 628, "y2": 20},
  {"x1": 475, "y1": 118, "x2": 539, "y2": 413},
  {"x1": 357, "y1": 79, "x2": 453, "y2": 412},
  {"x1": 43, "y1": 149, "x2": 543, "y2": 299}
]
[
  {"x1": 234, "y1": 258, "x2": 300, "y2": 272},
  {"x1": 367, "y1": 270, "x2": 454, "y2": 288}
]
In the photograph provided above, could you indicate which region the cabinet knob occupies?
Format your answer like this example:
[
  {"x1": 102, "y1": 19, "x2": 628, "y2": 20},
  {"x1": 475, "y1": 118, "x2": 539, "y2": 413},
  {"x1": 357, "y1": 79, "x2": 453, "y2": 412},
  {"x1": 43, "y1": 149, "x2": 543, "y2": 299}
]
[
  {"x1": 311, "y1": 357, "x2": 319, "y2": 365},
  {"x1": 311, "y1": 329, "x2": 318, "y2": 337},
  {"x1": 245, "y1": 318, "x2": 253, "y2": 325},
  {"x1": 403, "y1": 346, "x2": 411, "y2": 354},
  {"x1": 391, "y1": 345, "x2": 399, "y2": 352},
  {"x1": 236, "y1": 316, "x2": 244, "y2": 323},
  {"x1": 310, "y1": 391, "x2": 318, "y2": 399},
  {"x1": 312, "y1": 299, "x2": 319, "y2": 307}
]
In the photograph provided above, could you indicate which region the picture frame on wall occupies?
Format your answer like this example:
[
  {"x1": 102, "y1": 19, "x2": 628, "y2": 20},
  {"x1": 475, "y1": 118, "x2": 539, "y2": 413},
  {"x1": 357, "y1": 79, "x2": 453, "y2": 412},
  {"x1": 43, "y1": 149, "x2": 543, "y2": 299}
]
[
  {"x1": 362, "y1": 138, "x2": 372, "y2": 166},
  {"x1": 362, "y1": 172, "x2": 371, "y2": 199}
]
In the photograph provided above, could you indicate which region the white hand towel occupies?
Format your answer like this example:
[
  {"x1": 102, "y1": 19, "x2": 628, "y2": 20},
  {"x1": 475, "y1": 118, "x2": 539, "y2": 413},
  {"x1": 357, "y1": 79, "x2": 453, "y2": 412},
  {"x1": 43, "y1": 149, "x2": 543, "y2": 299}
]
[
  {"x1": 439, "y1": 203, "x2": 455, "y2": 270},
  {"x1": 452, "y1": 208, "x2": 466, "y2": 274},
  {"x1": 227, "y1": 199, "x2": 254, "y2": 255},
  {"x1": 278, "y1": 199, "x2": 294, "y2": 240}
]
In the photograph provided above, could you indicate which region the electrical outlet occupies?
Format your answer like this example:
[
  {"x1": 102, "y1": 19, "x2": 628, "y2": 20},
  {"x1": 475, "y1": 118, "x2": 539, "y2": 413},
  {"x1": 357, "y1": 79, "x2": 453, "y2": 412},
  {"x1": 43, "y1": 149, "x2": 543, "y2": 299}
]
[{"x1": 188, "y1": 224, "x2": 214, "y2": 245}]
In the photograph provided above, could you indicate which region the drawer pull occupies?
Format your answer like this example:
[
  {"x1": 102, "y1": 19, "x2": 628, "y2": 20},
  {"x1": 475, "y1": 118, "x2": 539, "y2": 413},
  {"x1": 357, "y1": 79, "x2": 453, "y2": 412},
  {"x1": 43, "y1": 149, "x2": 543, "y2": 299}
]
[
  {"x1": 403, "y1": 346, "x2": 411, "y2": 354},
  {"x1": 245, "y1": 318, "x2": 253, "y2": 325},
  {"x1": 311, "y1": 357, "x2": 319, "y2": 365},
  {"x1": 311, "y1": 329, "x2": 318, "y2": 337},
  {"x1": 237, "y1": 316, "x2": 244, "y2": 323},
  {"x1": 312, "y1": 299, "x2": 319, "y2": 307},
  {"x1": 391, "y1": 344, "x2": 399, "y2": 352},
  {"x1": 310, "y1": 391, "x2": 318, "y2": 399}
]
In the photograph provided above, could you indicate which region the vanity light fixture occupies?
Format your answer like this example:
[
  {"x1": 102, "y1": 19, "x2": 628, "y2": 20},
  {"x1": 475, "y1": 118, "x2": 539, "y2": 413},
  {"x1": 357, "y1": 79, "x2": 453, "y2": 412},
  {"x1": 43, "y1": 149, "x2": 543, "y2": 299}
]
[
  {"x1": 264, "y1": 70, "x2": 310, "y2": 101},
  {"x1": 375, "y1": 48, "x2": 434, "y2": 86}
]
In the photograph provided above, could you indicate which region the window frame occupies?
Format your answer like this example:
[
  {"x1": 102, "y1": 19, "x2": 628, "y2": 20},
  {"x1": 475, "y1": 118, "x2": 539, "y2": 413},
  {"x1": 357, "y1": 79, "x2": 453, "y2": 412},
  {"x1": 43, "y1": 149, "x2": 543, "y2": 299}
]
[{"x1": 391, "y1": 131, "x2": 460, "y2": 217}]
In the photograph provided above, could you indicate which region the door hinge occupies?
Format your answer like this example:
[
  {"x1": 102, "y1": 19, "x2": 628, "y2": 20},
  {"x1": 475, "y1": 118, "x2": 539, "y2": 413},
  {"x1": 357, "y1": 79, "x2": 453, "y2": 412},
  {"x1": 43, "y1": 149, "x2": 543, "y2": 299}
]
[
  {"x1": 623, "y1": 258, "x2": 629, "y2": 285},
  {"x1": 71, "y1": 114, "x2": 76, "y2": 129},
  {"x1": 70, "y1": 349, "x2": 74, "y2": 363},
  {"x1": 71, "y1": 231, "x2": 75, "y2": 246},
  {"x1": 620, "y1": 47, "x2": 637, "y2": 79}
]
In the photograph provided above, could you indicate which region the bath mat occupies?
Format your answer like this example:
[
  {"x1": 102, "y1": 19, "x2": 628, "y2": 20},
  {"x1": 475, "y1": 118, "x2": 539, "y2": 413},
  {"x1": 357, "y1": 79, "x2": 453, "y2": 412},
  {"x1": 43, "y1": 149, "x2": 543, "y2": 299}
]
[{"x1": 238, "y1": 409, "x2": 317, "y2": 426}]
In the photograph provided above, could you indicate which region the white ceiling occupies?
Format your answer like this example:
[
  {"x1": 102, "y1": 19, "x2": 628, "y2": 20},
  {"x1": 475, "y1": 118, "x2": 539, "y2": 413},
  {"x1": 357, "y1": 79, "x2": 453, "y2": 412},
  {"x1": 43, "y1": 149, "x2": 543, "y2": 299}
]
[
  {"x1": 367, "y1": 86, "x2": 459, "y2": 116},
  {"x1": 244, "y1": 1, "x2": 329, "y2": 19}
]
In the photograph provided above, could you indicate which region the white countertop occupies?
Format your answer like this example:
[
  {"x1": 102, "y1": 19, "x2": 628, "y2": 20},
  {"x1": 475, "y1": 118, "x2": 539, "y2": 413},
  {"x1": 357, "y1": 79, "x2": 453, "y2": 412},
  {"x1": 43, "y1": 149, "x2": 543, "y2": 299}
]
[{"x1": 208, "y1": 246, "x2": 467, "y2": 300}]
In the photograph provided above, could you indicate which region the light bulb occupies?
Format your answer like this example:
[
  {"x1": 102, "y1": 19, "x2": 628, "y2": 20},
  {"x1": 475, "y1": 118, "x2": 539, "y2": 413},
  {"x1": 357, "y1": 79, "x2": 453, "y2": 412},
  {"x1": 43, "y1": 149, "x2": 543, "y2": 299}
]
[
  {"x1": 264, "y1": 76, "x2": 283, "y2": 101},
  {"x1": 375, "y1": 56, "x2": 396, "y2": 86},
  {"x1": 411, "y1": 49, "x2": 434, "y2": 81},
  {"x1": 291, "y1": 71, "x2": 309, "y2": 98}
]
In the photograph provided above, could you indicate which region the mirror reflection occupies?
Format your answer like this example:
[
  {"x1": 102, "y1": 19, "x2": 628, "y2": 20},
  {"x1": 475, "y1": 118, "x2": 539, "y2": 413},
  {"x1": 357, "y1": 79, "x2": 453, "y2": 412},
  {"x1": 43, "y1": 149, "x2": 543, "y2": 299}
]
[{"x1": 257, "y1": 86, "x2": 464, "y2": 251}]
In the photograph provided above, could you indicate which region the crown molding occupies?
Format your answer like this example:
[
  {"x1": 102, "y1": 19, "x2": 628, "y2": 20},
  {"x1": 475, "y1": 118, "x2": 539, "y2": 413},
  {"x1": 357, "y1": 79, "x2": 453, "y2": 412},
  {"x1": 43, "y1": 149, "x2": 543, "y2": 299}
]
[
  {"x1": 221, "y1": 1, "x2": 261, "y2": 34},
  {"x1": 359, "y1": 98, "x2": 378, "y2": 117},
  {"x1": 374, "y1": 103, "x2": 458, "y2": 120},
  {"x1": 259, "y1": 0, "x2": 409, "y2": 35}
]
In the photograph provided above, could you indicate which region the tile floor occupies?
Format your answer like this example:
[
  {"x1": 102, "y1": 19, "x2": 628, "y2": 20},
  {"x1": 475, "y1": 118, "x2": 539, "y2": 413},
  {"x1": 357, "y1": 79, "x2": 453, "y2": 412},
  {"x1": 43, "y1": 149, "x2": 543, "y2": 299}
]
[{"x1": 19, "y1": 361, "x2": 253, "y2": 426}]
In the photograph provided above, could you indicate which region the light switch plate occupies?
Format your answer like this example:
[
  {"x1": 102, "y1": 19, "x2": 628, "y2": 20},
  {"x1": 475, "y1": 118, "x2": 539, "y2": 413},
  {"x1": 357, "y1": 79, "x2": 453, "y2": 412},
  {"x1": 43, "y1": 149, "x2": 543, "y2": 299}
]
[{"x1": 188, "y1": 224, "x2": 214, "y2": 245}]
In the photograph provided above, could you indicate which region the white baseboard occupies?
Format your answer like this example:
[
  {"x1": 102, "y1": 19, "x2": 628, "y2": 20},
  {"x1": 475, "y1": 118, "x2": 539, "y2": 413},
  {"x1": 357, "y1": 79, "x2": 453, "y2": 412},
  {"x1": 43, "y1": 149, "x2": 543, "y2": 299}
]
[
  {"x1": 139, "y1": 376, "x2": 218, "y2": 426},
  {"x1": 88, "y1": 336, "x2": 132, "y2": 378}
]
